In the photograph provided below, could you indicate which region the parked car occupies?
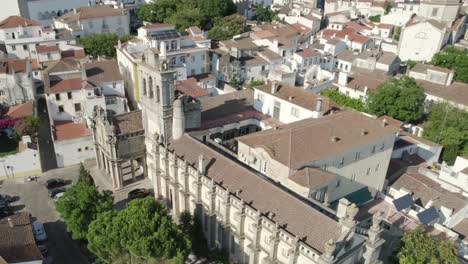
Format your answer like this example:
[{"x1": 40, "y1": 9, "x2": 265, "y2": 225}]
[
  {"x1": 48, "y1": 188, "x2": 65, "y2": 198},
  {"x1": 32, "y1": 221, "x2": 47, "y2": 241},
  {"x1": 0, "y1": 202, "x2": 13, "y2": 217},
  {"x1": 0, "y1": 194, "x2": 14, "y2": 203},
  {"x1": 53, "y1": 192, "x2": 65, "y2": 201},
  {"x1": 45, "y1": 179, "x2": 66, "y2": 190},
  {"x1": 127, "y1": 188, "x2": 152, "y2": 200}
]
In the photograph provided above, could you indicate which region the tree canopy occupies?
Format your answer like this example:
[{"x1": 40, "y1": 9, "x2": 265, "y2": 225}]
[
  {"x1": 253, "y1": 4, "x2": 277, "y2": 22},
  {"x1": 208, "y1": 14, "x2": 246, "y2": 41},
  {"x1": 397, "y1": 227, "x2": 458, "y2": 264},
  {"x1": 431, "y1": 45, "x2": 468, "y2": 83},
  {"x1": 136, "y1": 0, "x2": 237, "y2": 30},
  {"x1": 367, "y1": 76, "x2": 426, "y2": 123},
  {"x1": 87, "y1": 198, "x2": 191, "y2": 263},
  {"x1": 78, "y1": 33, "x2": 132, "y2": 58},
  {"x1": 56, "y1": 182, "x2": 113, "y2": 240},
  {"x1": 320, "y1": 89, "x2": 367, "y2": 112},
  {"x1": 423, "y1": 102, "x2": 468, "y2": 165}
]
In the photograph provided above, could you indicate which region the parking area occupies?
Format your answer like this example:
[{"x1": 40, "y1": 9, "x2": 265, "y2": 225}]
[{"x1": 0, "y1": 160, "x2": 152, "y2": 264}]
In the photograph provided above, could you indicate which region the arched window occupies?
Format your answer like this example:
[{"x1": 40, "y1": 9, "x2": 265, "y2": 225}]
[
  {"x1": 143, "y1": 78, "x2": 147, "y2": 95},
  {"x1": 156, "y1": 85, "x2": 160, "y2": 102},
  {"x1": 171, "y1": 40, "x2": 177, "y2": 50},
  {"x1": 149, "y1": 77, "x2": 154, "y2": 98}
]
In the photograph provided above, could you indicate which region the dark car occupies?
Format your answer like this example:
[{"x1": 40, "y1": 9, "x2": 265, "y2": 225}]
[
  {"x1": 0, "y1": 201, "x2": 13, "y2": 217},
  {"x1": 0, "y1": 194, "x2": 14, "y2": 203},
  {"x1": 48, "y1": 187, "x2": 65, "y2": 198},
  {"x1": 45, "y1": 179, "x2": 66, "y2": 190},
  {"x1": 128, "y1": 188, "x2": 152, "y2": 200}
]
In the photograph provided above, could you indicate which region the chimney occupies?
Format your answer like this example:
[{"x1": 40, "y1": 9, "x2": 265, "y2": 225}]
[
  {"x1": 117, "y1": 39, "x2": 122, "y2": 49},
  {"x1": 336, "y1": 198, "x2": 351, "y2": 219},
  {"x1": 73, "y1": 8, "x2": 77, "y2": 14},
  {"x1": 344, "y1": 34, "x2": 349, "y2": 42},
  {"x1": 198, "y1": 154, "x2": 205, "y2": 174},
  {"x1": 7, "y1": 218, "x2": 13, "y2": 228},
  {"x1": 273, "y1": 39, "x2": 279, "y2": 48},
  {"x1": 382, "y1": 119, "x2": 388, "y2": 127},
  {"x1": 271, "y1": 81, "x2": 278, "y2": 94},
  {"x1": 159, "y1": 41, "x2": 167, "y2": 57},
  {"x1": 288, "y1": 96, "x2": 294, "y2": 101},
  {"x1": 363, "y1": 86, "x2": 368, "y2": 94},
  {"x1": 361, "y1": 129, "x2": 368, "y2": 136},
  {"x1": 316, "y1": 97, "x2": 323, "y2": 112},
  {"x1": 331, "y1": 136, "x2": 339, "y2": 142},
  {"x1": 172, "y1": 98, "x2": 185, "y2": 140},
  {"x1": 338, "y1": 71, "x2": 348, "y2": 86}
]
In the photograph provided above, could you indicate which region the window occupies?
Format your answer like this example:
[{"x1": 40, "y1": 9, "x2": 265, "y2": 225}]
[
  {"x1": 112, "y1": 82, "x2": 116, "y2": 89},
  {"x1": 171, "y1": 57, "x2": 176, "y2": 65},
  {"x1": 380, "y1": 143, "x2": 385, "y2": 150},
  {"x1": 12, "y1": 45, "x2": 16, "y2": 51},
  {"x1": 371, "y1": 145, "x2": 376, "y2": 154},
  {"x1": 58, "y1": 105, "x2": 64, "y2": 112},
  {"x1": 366, "y1": 168, "x2": 371, "y2": 175},
  {"x1": 88, "y1": 21, "x2": 93, "y2": 29},
  {"x1": 180, "y1": 56, "x2": 186, "y2": 63},
  {"x1": 105, "y1": 97, "x2": 117, "y2": 105},
  {"x1": 23, "y1": 45, "x2": 27, "y2": 50},
  {"x1": 257, "y1": 93, "x2": 265, "y2": 102},
  {"x1": 273, "y1": 101, "x2": 281, "y2": 119},
  {"x1": 336, "y1": 180, "x2": 340, "y2": 187},
  {"x1": 67, "y1": 92, "x2": 72, "y2": 99},
  {"x1": 375, "y1": 163, "x2": 380, "y2": 172},
  {"x1": 431, "y1": 7, "x2": 438, "y2": 17},
  {"x1": 78, "y1": 148, "x2": 82, "y2": 152},
  {"x1": 191, "y1": 56, "x2": 195, "y2": 62},
  {"x1": 355, "y1": 152, "x2": 360, "y2": 160},
  {"x1": 55, "y1": 93, "x2": 61, "y2": 101},
  {"x1": 74, "y1": 103, "x2": 81, "y2": 112},
  {"x1": 291, "y1": 107, "x2": 299, "y2": 117},
  {"x1": 171, "y1": 40, "x2": 177, "y2": 50},
  {"x1": 191, "y1": 69, "x2": 195, "y2": 76},
  {"x1": 0, "y1": 90, "x2": 4, "y2": 96},
  {"x1": 156, "y1": 85, "x2": 160, "y2": 102},
  {"x1": 85, "y1": 147, "x2": 89, "y2": 151},
  {"x1": 261, "y1": 160, "x2": 267, "y2": 173},
  {"x1": 201, "y1": 54, "x2": 205, "y2": 61},
  {"x1": 339, "y1": 157, "x2": 344, "y2": 166}
]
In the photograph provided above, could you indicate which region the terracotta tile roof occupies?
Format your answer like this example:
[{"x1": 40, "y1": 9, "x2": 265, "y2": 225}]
[
  {"x1": 453, "y1": 219, "x2": 468, "y2": 242},
  {"x1": 112, "y1": 111, "x2": 143, "y2": 135},
  {"x1": 377, "y1": 23, "x2": 394, "y2": 29},
  {"x1": 175, "y1": 78, "x2": 209, "y2": 98},
  {"x1": 289, "y1": 167, "x2": 337, "y2": 189},
  {"x1": 0, "y1": 16, "x2": 40, "y2": 29},
  {"x1": 36, "y1": 44, "x2": 60, "y2": 53},
  {"x1": 48, "y1": 78, "x2": 83, "y2": 93},
  {"x1": 199, "y1": 89, "x2": 254, "y2": 122},
  {"x1": 168, "y1": 134, "x2": 341, "y2": 252},
  {"x1": 376, "y1": 115, "x2": 403, "y2": 129},
  {"x1": 296, "y1": 48, "x2": 321, "y2": 58},
  {"x1": 44, "y1": 59, "x2": 81, "y2": 74},
  {"x1": 335, "y1": 70, "x2": 389, "y2": 92},
  {"x1": 237, "y1": 111, "x2": 398, "y2": 167},
  {"x1": 143, "y1": 23, "x2": 174, "y2": 29},
  {"x1": 61, "y1": 49, "x2": 86, "y2": 59},
  {"x1": 417, "y1": 80, "x2": 468, "y2": 107},
  {"x1": 4, "y1": 100, "x2": 33, "y2": 119},
  {"x1": 252, "y1": 30, "x2": 276, "y2": 39},
  {"x1": 345, "y1": 21, "x2": 372, "y2": 31},
  {"x1": 290, "y1": 23, "x2": 312, "y2": 33},
  {"x1": 411, "y1": 63, "x2": 452, "y2": 74},
  {"x1": 84, "y1": 59, "x2": 123, "y2": 84},
  {"x1": 56, "y1": 6, "x2": 126, "y2": 23},
  {"x1": 391, "y1": 172, "x2": 468, "y2": 213},
  {"x1": 0, "y1": 212, "x2": 42, "y2": 263},
  {"x1": 255, "y1": 82, "x2": 335, "y2": 112},
  {"x1": 347, "y1": 33, "x2": 370, "y2": 44},
  {"x1": 0, "y1": 58, "x2": 39, "y2": 74},
  {"x1": 54, "y1": 121, "x2": 91, "y2": 141}
]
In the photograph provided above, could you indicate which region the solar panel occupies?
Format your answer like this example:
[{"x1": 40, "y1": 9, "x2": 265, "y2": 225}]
[
  {"x1": 150, "y1": 30, "x2": 180, "y2": 40},
  {"x1": 393, "y1": 194, "x2": 414, "y2": 211},
  {"x1": 417, "y1": 207, "x2": 439, "y2": 225}
]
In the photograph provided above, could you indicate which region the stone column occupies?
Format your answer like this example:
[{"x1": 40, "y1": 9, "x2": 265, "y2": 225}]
[
  {"x1": 113, "y1": 162, "x2": 122, "y2": 189},
  {"x1": 110, "y1": 161, "x2": 117, "y2": 190},
  {"x1": 363, "y1": 212, "x2": 385, "y2": 264},
  {"x1": 95, "y1": 147, "x2": 102, "y2": 169}
]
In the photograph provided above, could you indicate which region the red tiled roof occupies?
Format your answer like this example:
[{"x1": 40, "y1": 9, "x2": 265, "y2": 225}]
[
  {"x1": 36, "y1": 45, "x2": 60, "y2": 53},
  {"x1": 175, "y1": 78, "x2": 209, "y2": 98},
  {"x1": 48, "y1": 78, "x2": 83, "y2": 93},
  {"x1": 61, "y1": 49, "x2": 86, "y2": 59},
  {"x1": 4, "y1": 101, "x2": 33, "y2": 119},
  {"x1": 296, "y1": 48, "x2": 321, "y2": 58},
  {"x1": 377, "y1": 23, "x2": 394, "y2": 29},
  {"x1": 347, "y1": 33, "x2": 370, "y2": 43},
  {"x1": 0, "y1": 16, "x2": 40, "y2": 29},
  {"x1": 290, "y1": 23, "x2": 311, "y2": 33},
  {"x1": 345, "y1": 21, "x2": 372, "y2": 30},
  {"x1": 0, "y1": 58, "x2": 39, "y2": 74},
  {"x1": 54, "y1": 121, "x2": 91, "y2": 141}
]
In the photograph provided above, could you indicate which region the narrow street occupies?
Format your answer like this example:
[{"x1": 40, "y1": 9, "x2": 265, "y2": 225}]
[{"x1": 37, "y1": 97, "x2": 57, "y2": 172}]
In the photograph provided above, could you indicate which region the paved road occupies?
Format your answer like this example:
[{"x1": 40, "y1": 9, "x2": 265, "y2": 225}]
[
  {"x1": 37, "y1": 97, "x2": 57, "y2": 172},
  {"x1": 0, "y1": 165, "x2": 89, "y2": 264}
]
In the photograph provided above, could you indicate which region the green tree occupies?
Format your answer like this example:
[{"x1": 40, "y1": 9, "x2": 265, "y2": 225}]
[
  {"x1": 431, "y1": 45, "x2": 468, "y2": 83},
  {"x1": 393, "y1": 26, "x2": 401, "y2": 41},
  {"x1": 165, "y1": 7, "x2": 204, "y2": 31},
  {"x1": 229, "y1": 74, "x2": 242, "y2": 89},
  {"x1": 368, "y1": 15, "x2": 381, "y2": 22},
  {"x1": 78, "y1": 33, "x2": 131, "y2": 57},
  {"x1": 13, "y1": 115, "x2": 40, "y2": 138},
  {"x1": 397, "y1": 227, "x2": 458, "y2": 264},
  {"x1": 423, "y1": 102, "x2": 468, "y2": 164},
  {"x1": 405, "y1": 60, "x2": 419, "y2": 70},
  {"x1": 208, "y1": 14, "x2": 246, "y2": 41},
  {"x1": 56, "y1": 182, "x2": 113, "y2": 240},
  {"x1": 136, "y1": 0, "x2": 179, "y2": 23},
  {"x1": 87, "y1": 198, "x2": 191, "y2": 263},
  {"x1": 78, "y1": 163, "x2": 94, "y2": 185},
  {"x1": 247, "y1": 80, "x2": 265, "y2": 89},
  {"x1": 320, "y1": 89, "x2": 367, "y2": 112},
  {"x1": 197, "y1": 0, "x2": 237, "y2": 21},
  {"x1": 367, "y1": 76, "x2": 426, "y2": 123},
  {"x1": 253, "y1": 4, "x2": 277, "y2": 22},
  {"x1": 383, "y1": 1, "x2": 391, "y2": 14}
]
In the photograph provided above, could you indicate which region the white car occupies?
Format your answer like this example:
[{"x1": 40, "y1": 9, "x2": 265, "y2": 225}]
[
  {"x1": 32, "y1": 221, "x2": 47, "y2": 241},
  {"x1": 53, "y1": 192, "x2": 65, "y2": 201}
]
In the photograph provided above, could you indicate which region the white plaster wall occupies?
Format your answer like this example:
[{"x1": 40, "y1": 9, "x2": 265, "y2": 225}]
[
  {"x1": 27, "y1": 0, "x2": 94, "y2": 25},
  {"x1": 46, "y1": 89, "x2": 85, "y2": 121},
  {"x1": 398, "y1": 22, "x2": 445, "y2": 62},
  {"x1": 0, "y1": 142, "x2": 41, "y2": 178},
  {"x1": 54, "y1": 135, "x2": 94, "y2": 168}
]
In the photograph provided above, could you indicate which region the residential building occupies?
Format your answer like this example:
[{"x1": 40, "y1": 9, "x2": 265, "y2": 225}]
[
  {"x1": 381, "y1": 0, "x2": 421, "y2": 26},
  {"x1": 253, "y1": 82, "x2": 335, "y2": 123},
  {"x1": 53, "y1": 5, "x2": 130, "y2": 37},
  {"x1": 0, "y1": 212, "x2": 43, "y2": 264},
  {"x1": 418, "y1": 0, "x2": 461, "y2": 25},
  {"x1": 397, "y1": 15, "x2": 451, "y2": 62},
  {"x1": 0, "y1": 16, "x2": 83, "y2": 60},
  {"x1": 0, "y1": 58, "x2": 39, "y2": 105},
  {"x1": 408, "y1": 63, "x2": 468, "y2": 110},
  {"x1": 333, "y1": 70, "x2": 390, "y2": 100},
  {"x1": 0, "y1": 135, "x2": 41, "y2": 179},
  {"x1": 324, "y1": 0, "x2": 387, "y2": 18},
  {"x1": 438, "y1": 156, "x2": 468, "y2": 196},
  {"x1": 237, "y1": 111, "x2": 398, "y2": 205},
  {"x1": 53, "y1": 120, "x2": 94, "y2": 167}
]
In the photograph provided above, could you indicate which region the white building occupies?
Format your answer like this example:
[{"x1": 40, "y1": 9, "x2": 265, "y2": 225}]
[
  {"x1": 333, "y1": 70, "x2": 390, "y2": 100},
  {"x1": 0, "y1": 135, "x2": 41, "y2": 179},
  {"x1": 53, "y1": 120, "x2": 94, "y2": 168},
  {"x1": 418, "y1": 0, "x2": 461, "y2": 25},
  {"x1": 381, "y1": 0, "x2": 421, "y2": 26},
  {"x1": 0, "y1": 58, "x2": 40, "y2": 105},
  {"x1": 439, "y1": 156, "x2": 468, "y2": 196},
  {"x1": 397, "y1": 16, "x2": 450, "y2": 62},
  {"x1": 237, "y1": 111, "x2": 398, "y2": 205},
  {"x1": 53, "y1": 5, "x2": 130, "y2": 37},
  {"x1": 253, "y1": 82, "x2": 335, "y2": 124},
  {"x1": 324, "y1": 0, "x2": 386, "y2": 18}
]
